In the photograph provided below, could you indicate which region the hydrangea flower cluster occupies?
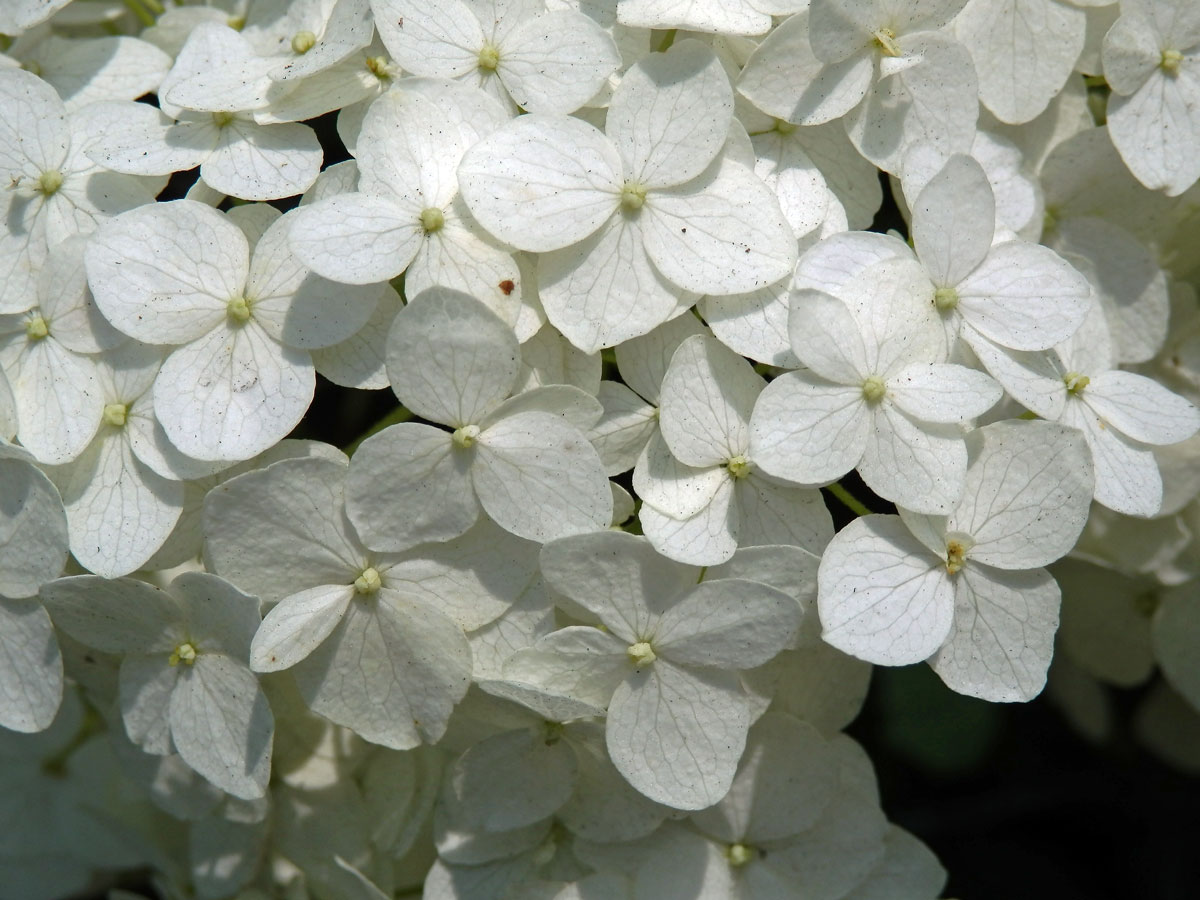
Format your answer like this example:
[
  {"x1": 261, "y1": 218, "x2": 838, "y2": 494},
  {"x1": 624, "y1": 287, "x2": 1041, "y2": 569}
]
[{"x1": 2, "y1": 1, "x2": 1200, "y2": 898}]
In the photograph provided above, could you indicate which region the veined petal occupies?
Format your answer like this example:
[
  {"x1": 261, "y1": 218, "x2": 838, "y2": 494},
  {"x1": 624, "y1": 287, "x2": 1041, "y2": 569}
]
[
  {"x1": 817, "y1": 514, "x2": 955, "y2": 666},
  {"x1": 497, "y1": 10, "x2": 621, "y2": 115},
  {"x1": 249, "y1": 584, "x2": 354, "y2": 673},
  {"x1": 473, "y1": 411, "x2": 612, "y2": 543},
  {"x1": 655, "y1": 579, "x2": 800, "y2": 669},
  {"x1": 287, "y1": 192, "x2": 421, "y2": 285},
  {"x1": 911, "y1": 154, "x2": 995, "y2": 288},
  {"x1": 858, "y1": 403, "x2": 967, "y2": 515},
  {"x1": 749, "y1": 370, "x2": 869, "y2": 485},
  {"x1": 373, "y1": 0, "x2": 485, "y2": 78},
  {"x1": 887, "y1": 363, "x2": 1003, "y2": 424},
  {"x1": 606, "y1": 39, "x2": 732, "y2": 187},
  {"x1": 458, "y1": 114, "x2": 622, "y2": 252},
  {"x1": 153, "y1": 323, "x2": 314, "y2": 462},
  {"x1": 0, "y1": 599, "x2": 62, "y2": 734},
  {"x1": 642, "y1": 157, "x2": 797, "y2": 297},
  {"x1": 1082, "y1": 371, "x2": 1200, "y2": 446},
  {"x1": 930, "y1": 563, "x2": 1060, "y2": 702}
]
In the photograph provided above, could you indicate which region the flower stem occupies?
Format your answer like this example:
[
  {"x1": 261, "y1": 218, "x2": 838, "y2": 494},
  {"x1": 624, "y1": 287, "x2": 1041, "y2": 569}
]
[
  {"x1": 826, "y1": 481, "x2": 871, "y2": 517},
  {"x1": 123, "y1": 0, "x2": 155, "y2": 26}
]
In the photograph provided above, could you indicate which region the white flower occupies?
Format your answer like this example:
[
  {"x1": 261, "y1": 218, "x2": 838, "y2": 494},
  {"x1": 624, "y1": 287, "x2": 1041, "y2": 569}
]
[
  {"x1": 636, "y1": 333, "x2": 834, "y2": 563},
  {"x1": 344, "y1": 288, "x2": 612, "y2": 549},
  {"x1": 504, "y1": 531, "x2": 803, "y2": 809},
  {"x1": 0, "y1": 69, "x2": 162, "y2": 312},
  {"x1": 84, "y1": 200, "x2": 380, "y2": 462},
  {"x1": 817, "y1": 419, "x2": 1094, "y2": 701},
  {"x1": 0, "y1": 236, "x2": 123, "y2": 465},
  {"x1": 751, "y1": 256, "x2": 1002, "y2": 514},
  {"x1": 42, "y1": 572, "x2": 274, "y2": 799},
  {"x1": 459, "y1": 39, "x2": 797, "y2": 352},
  {"x1": 288, "y1": 85, "x2": 527, "y2": 322},
  {"x1": 372, "y1": 0, "x2": 622, "y2": 114},
  {"x1": 1103, "y1": 0, "x2": 1200, "y2": 195}
]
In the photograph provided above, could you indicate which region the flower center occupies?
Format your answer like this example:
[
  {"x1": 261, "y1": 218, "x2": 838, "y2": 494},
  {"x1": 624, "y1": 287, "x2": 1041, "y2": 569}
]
[
  {"x1": 934, "y1": 286, "x2": 959, "y2": 312},
  {"x1": 872, "y1": 28, "x2": 901, "y2": 57},
  {"x1": 945, "y1": 538, "x2": 970, "y2": 574},
  {"x1": 366, "y1": 55, "x2": 392, "y2": 80},
  {"x1": 227, "y1": 295, "x2": 252, "y2": 324},
  {"x1": 452, "y1": 424, "x2": 481, "y2": 448},
  {"x1": 620, "y1": 182, "x2": 648, "y2": 212},
  {"x1": 36, "y1": 170, "x2": 63, "y2": 196},
  {"x1": 478, "y1": 42, "x2": 501, "y2": 71},
  {"x1": 1063, "y1": 372, "x2": 1090, "y2": 394},
  {"x1": 420, "y1": 206, "x2": 445, "y2": 233},
  {"x1": 726, "y1": 455, "x2": 752, "y2": 479},
  {"x1": 24, "y1": 314, "x2": 49, "y2": 340},
  {"x1": 102, "y1": 403, "x2": 128, "y2": 427},
  {"x1": 169, "y1": 641, "x2": 198, "y2": 667},
  {"x1": 774, "y1": 118, "x2": 796, "y2": 136},
  {"x1": 861, "y1": 375, "x2": 887, "y2": 404},
  {"x1": 726, "y1": 843, "x2": 755, "y2": 867},
  {"x1": 354, "y1": 566, "x2": 382, "y2": 595},
  {"x1": 291, "y1": 30, "x2": 317, "y2": 54},
  {"x1": 627, "y1": 641, "x2": 657, "y2": 667},
  {"x1": 1161, "y1": 49, "x2": 1184, "y2": 75},
  {"x1": 213, "y1": 111, "x2": 235, "y2": 129}
]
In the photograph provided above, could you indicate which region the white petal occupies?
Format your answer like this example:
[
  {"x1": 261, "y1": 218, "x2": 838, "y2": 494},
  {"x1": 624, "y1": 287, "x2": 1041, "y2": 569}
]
[
  {"x1": 929, "y1": 564, "x2": 1060, "y2": 702},
  {"x1": 344, "y1": 422, "x2": 479, "y2": 552},
  {"x1": 1107, "y1": 66, "x2": 1200, "y2": 196},
  {"x1": 640, "y1": 480, "x2": 739, "y2": 566},
  {"x1": 887, "y1": 363, "x2": 1003, "y2": 424},
  {"x1": 6, "y1": 339, "x2": 102, "y2": 465},
  {"x1": 734, "y1": 476, "x2": 834, "y2": 555},
  {"x1": 642, "y1": 158, "x2": 797, "y2": 296},
  {"x1": 387, "y1": 289, "x2": 519, "y2": 426},
  {"x1": 956, "y1": 241, "x2": 1092, "y2": 351},
  {"x1": 203, "y1": 455, "x2": 363, "y2": 602},
  {"x1": 170, "y1": 654, "x2": 273, "y2": 799},
  {"x1": 0, "y1": 459, "x2": 67, "y2": 598},
  {"x1": 787, "y1": 288, "x2": 869, "y2": 384},
  {"x1": 40, "y1": 575, "x2": 183, "y2": 653},
  {"x1": 589, "y1": 380, "x2": 658, "y2": 475},
  {"x1": 659, "y1": 335, "x2": 763, "y2": 467},
  {"x1": 497, "y1": 11, "x2": 621, "y2": 114},
  {"x1": 700, "y1": 280, "x2": 797, "y2": 368},
  {"x1": 458, "y1": 114, "x2": 622, "y2": 252},
  {"x1": 956, "y1": 0, "x2": 1086, "y2": 124},
  {"x1": 373, "y1": 0, "x2": 484, "y2": 77},
  {"x1": 962, "y1": 329, "x2": 1066, "y2": 419},
  {"x1": 817, "y1": 515, "x2": 955, "y2": 666},
  {"x1": 634, "y1": 430, "x2": 726, "y2": 520},
  {"x1": 0, "y1": 599, "x2": 62, "y2": 733},
  {"x1": 1060, "y1": 397, "x2": 1162, "y2": 517},
  {"x1": 950, "y1": 419, "x2": 1094, "y2": 567},
  {"x1": 154, "y1": 323, "x2": 314, "y2": 462},
  {"x1": 655, "y1": 579, "x2": 801, "y2": 669},
  {"x1": 1082, "y1": 371, "x2": 1200, "y2": 446},
  {"x1": 119, "y1": 654, "x2": 178, "y2": 755},
  {"x1": 911, "y1": 154, "x2": 995, "y2": 288},
  {"x1": 749, "y1": 370, "x2": 868, "y2": 485},
  {"x1": 607, "y1": 661, "x2": 749, "y2": 810},
  {"x1": 473, "y1": 411, "x2": 612, "y2": 542},
  {"x1": 502, "y1": 626, "x2": 631, "y2": 709},
  {"x1": 85, "y1": 199, "x2": 244, "y2": 345},
  {"x1": 539, "y1": 530, "x2": 696, "y2": 641},
  {"x1": 249, "y1": 584, "x2": 354, "y2": 672},
  {"x1": 203, "y1": 120, "x2": 322, "y2": 201},
  {"x1": 606, "y1": 39, "x2": 732, "y2": 187},
  {"x1": 737, "y1": 12, "x2": 874, "y2": 126},
  {"x1": 858, "y1": 404, "x2": 967, "y2": 515},
  {"x1": 0, "y1": 69, "x2": 68, "y2": 177},
  {"x1": 538, "y1": 212, "x2": 692, "y2": 353},
  {"x1": 293, "y1": 592, "x2": 472, "y2": 748},
  {"x1": 288, "y1": 192, "x2": 420, "y2": 285},
  {"x1": 51, "y1": 430, "x2": 183, "y2": 578}
]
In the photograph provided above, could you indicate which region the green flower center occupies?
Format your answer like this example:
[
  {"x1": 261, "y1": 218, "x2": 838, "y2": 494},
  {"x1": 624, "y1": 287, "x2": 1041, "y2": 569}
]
[
  {"x1": 420, "y1": 206, "x2": 445, "y2": 233},
  {"x1": 934, "y1": 286, "x2": 959, "y2": 312},
  {"x1": 452, "y1": 424, "x2": 481, "y2": 448},
  {"x1": 354, "y1": 566, "x2": 382, "y2": 595},
  {"x1": 1161, "y1": 49, "x2": 1184, "y2": 74},
  {"x1": 726, "y1": 455, "x2": 752, "y2": 479},
  {"x1": 36, "y1": 170, "x2": 63, "y2": 196},
  {"x1": 627, "y1": 641, "x2": 656, "y2": 667},
  {"x1": 25, "y1": 314, "x2": 49, "y2": 340},
  {"x1": 726, "y1": 843, "x2": 755, "y2": 867},
  {"x1": 620, "y1": 182, "x2": 648, "y2": 212},
  {"x1": 227, "y1": 295, "x2": 252, "y2": 324},
  {"x1": 861, "y1": 375, "x2": 887, "y2": 404},
  {"x1": 169, "y1": 641, "x2": 198, "y2": 667},
  {"x1": 478, "y1": 42, "x2": 501, "y2": 71},
  {"x1": 873, "y1": 27, "x2": 901, "y2": 57},
  {"x1": 102, "y1": 403, "x2": 128, "y2": 427},
  {"x1": 291, "y1": 30, "x2": 317, "y2": 54},
  {"x1": 1063, "y1": 372, "x2": 1090, "y2": 394}
]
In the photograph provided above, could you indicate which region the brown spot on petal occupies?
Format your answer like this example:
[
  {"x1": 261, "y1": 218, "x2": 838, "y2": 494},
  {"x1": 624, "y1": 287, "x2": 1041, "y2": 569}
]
[{"x1": 499, "y1": 280, "x2": 515, "y2": 295}]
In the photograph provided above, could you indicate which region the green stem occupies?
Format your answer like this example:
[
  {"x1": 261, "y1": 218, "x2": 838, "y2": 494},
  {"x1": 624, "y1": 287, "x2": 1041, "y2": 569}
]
[
  {"x1": 142, "y1": 0, "x2": 165, "y2": 13},
  {"x1": 123, "y1": 0, "x2": 155, "y2": 27},
  {"x1": 344, "y1": 405, "x2": 412, "y2": 456},
  {"x1": 826, "y1": 482, "x2": 871, "y2": 518},
  {"x1": 656, "y1": 29, "x2": 677, "y2": 53}
]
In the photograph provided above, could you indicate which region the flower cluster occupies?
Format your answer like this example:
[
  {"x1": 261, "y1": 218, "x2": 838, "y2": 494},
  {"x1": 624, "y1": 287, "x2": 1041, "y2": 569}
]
[{"x1": 2, "y1": 1, "x2": 1200, "y2": 898}]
